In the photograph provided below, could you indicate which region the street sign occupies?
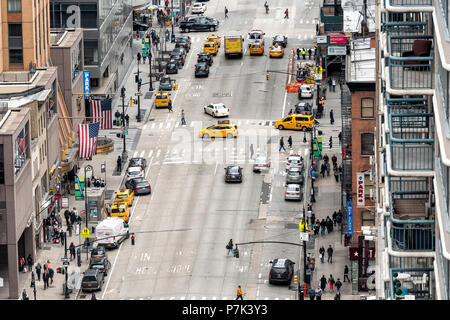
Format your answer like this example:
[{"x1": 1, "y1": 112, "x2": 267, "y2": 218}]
[
  {"x1": 135, "y1": 92, "x2": 143, "y2": 96},
  {"x1": 61, "y1": 258, "x2": 70, "y2": 262},
  {"x1": 82, "y1": 227, "x2": 90, "y2": 238},
  {"x1": 300, "y1": 232, "x2": 309, "y2": 242},
  {"x1": 327, "y1": 46, "x2": 347, "y2": 56}
]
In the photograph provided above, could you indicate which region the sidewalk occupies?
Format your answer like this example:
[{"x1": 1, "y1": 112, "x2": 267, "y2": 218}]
[{"x1": 306, "y1": 81, "x2": 359, "y2": 300}]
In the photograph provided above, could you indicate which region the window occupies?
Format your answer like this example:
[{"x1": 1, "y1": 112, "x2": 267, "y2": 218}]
[
  {"x1": 361, "y1": 98, "x2": 374, "y2": 118},
  {"x1": 7, "y1": 0, "x2": 21, "y2": 12},
  {"x1": 84, "y1": 40, "x2": 99, "y2": 65},
  {"x1": 361, "y1": 133, "x2": 374, "y2": 156},
  {"x1": 15, "y1": 123, "x2": 29, "y2": 175},
  {"x1": 362, "y1": 210, "x2": 375, "y2": 226},
  {"x1": 283, "y1": 117, "x2": 292, "y2": 122},
  {"x1": 8, "y1": 23, "x2": 23, "y2": 65},
  {"x1": 0, "y1": 145, "x2": 4, "y2": 184},
  {"x1": 41, "y1": 172, "x2": 47, "y2": 198}
]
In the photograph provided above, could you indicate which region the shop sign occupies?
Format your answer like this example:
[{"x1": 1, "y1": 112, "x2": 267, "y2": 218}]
[
  {"x1": 347, "y1": 201, "x2": 353, "y2": 236},
  {"x1": 356, "y1": 173, "x2": 365, "y2": 207},
  {"x1": 327, "y1": 46, "x2": 346, "y2": 55},
  {"x1": 316, "y1": 35, "x2": 327, "y2": 44},
  {"x1": 329, "y1": 35, "x2": 347, "y2": 44}
]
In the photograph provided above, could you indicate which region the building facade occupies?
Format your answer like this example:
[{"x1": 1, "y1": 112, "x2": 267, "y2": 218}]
[{"x1": 376, "y1": 0, "x2": 450, "y2": 299}]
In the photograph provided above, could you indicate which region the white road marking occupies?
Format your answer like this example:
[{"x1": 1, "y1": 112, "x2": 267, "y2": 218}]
[
  {"x1": 140, "y1": 150, "x2": 145, "y2": 157},
  {"x1": 151, "y1": 123, "x2": 155, "y2": 129},
  {"x1": 166, "y1": 122, "x2": 171, "y2": 129},
  {"x1": 148, "y1": 150, "x2": 153, "y2": 158},
  {"x1": 159, "y1": 123, "x2": 163, "y2": 129},
  {"x1": 156, "y1": 149, "x2": 161, "y2": 158},
  {"x1": 143, "y1": 124, "x2": 147, "y2": 129},
  {"x1": 133, "y1": 151, "x2": 138, "y2": 157}
]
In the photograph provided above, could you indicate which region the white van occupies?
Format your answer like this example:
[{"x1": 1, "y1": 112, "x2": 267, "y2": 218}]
[
  {"x1": 299, "y1": 85, "x2": 313, "y2": 99},
  {"x1": 95, "y1": 217, "x2": 129, "y2": 249}
]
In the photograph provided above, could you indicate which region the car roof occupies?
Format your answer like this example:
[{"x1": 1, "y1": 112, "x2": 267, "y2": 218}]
[
  {"x1": 227, "y1": 165, "x2": 241, "y2": 169},
  {"x1": 84, "y1": 269, "x2": 99, "y2": 276},
  {"x1": 196, "y1": 62, "x2": 208, "y2": 66},
  {"x1": 286, "y1": 184, "x2": 300, "y2": 189},
  {"x1": 273, "y1": 258, "x2": 287, "y2": 267},
  {"x1": 288, "y1": 154, "x2": 301, "y2": 159}
]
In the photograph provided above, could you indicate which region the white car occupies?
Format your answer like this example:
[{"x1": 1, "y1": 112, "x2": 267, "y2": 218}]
[
  {"x1": 286, "y1": 154, "x2": 304, "y2": 171},
  {"x1": 203, "y1": 103, "x2": 230, "y2": 117},
  {"x1": 248, "y1": 29, "x2": 265, "y2": 47},
  {"x1": 192, "y1": 2, "x2": 207, "y2": 14},
  {"x1": 285, "y1": 184, "x2": 303, "y2": 201},
  {"x1": 253, "y1": 156, "x2": 271, "y2": 172},
  {"x1": 126, "y1": 166, "x2": 144, "y2": 180},
  {"x1": 299, "y1": 85, "x2": 313, "y2": 99}
]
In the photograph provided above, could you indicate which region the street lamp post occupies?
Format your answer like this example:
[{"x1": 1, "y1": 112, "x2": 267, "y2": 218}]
[
  {"x1": 171, "y1": 0, "x2": 175, "y2": 43},
  {"x1": 136, "y1": 53, "x2": 141, "y2": 122},
  {"x1": 149, "y1": 49, "x2": 154, "y2": 91},
  {"x1": 120, "y1": 87, "x2": 127, "y2": 161},
  {"x1": 64, "y1": 232, "x2": 70, "y2": 299},
  {"x1": 84, "y1": 164, "x2": 94, "y2": 259}
]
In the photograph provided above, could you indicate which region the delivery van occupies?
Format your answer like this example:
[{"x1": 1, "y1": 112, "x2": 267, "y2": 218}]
[{"x1": 95, "y1": 217, "x2": 129, "y2": 249}]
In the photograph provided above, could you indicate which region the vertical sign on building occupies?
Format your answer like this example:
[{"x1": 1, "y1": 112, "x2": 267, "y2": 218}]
[
  {"x1": 347, "y1": 201, "x2": 353, "y2": 236},
  {"x1": 356, "y1": 173, "x2": 365, "y2": 207},
  {"x1": 83, "y1": 71, "x2": 90, "y2": 97}
]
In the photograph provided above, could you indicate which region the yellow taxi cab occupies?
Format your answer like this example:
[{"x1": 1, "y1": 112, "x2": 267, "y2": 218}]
[
  {"x1": 114, "y1": 188, "x2": 134, "y2": 207},
  {"x1": 203, "y1": 41, "x2": 218, "y2": 56},
  {"x1": 155, "y1": 91, "x2": 172, "y2": 108},
  {"x1": 207, "y1": 34, "x2": 221, "y2": 47},
  {"x1": 199, "y1": 120, "x2": 238, "y2": 139},
  {"x1": 250, "y1": 41, "x2": 264, "y2": 55},
  {"x1": 274, "y1": 114, "x2": 318, "y2": 131},
  {"x1": 269, "y1": 45, "x2": 284, "y2": 58},
  {"x1": 107, "y1": 202, "x2": 130, "y2": 222}
]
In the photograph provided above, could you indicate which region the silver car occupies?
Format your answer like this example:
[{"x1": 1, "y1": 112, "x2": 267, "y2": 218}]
[
  {"x1": 253, "y1": 156, "x2": 270, "y2": 172},
  {"x1": 285, "y1": 184, "x2": 303, "y2": 201},
  {"x1": 286, "y1": 167, "x2": 304, "y2": 184}
]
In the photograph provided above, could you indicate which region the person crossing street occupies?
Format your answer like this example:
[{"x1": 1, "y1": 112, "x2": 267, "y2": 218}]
[
  {"x1": 279, "y1": 137, "x2": 286, "y2": 152},
  {"x1": 225, "y1": 6, "x2": 229, "y2": 18},
  {"x1": 236, "y1": 285, "x2": 244, "y2": 300},
  {"x1": 284, "y1": 8, "x2": 289, "y2": 18}
]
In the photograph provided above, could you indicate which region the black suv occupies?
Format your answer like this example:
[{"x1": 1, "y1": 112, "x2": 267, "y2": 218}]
[
  {"x1": 197, "y1": 52, "x2": 213, "y2": 66},
  {"x1": 195, "y1": 62, "x2": 209, "y2": 77},
  {"x1": 171, "y1": 47, "x2": 187, "y2": 59},
  {"x1": 269, "y1": 258, "x2": 295, "y2": 285},
  {"x1": 225, "y1": 166, "x2": 243, "y2": 183},
  {"x1": 81, "y1": 269, "x2": 105, "y2": 292},
  {"x1": 180, "y1": 16, "x2": 219, "y2": 33},
  {"x1": 170, "y1": 54, "x2": 185, "y2": 68},
  {"x1": 166, "y1": 60, "x2": 178, "y2": 74},
  {"x1": 175, "y1": 37, "x2": 191, "y2": 51},
  {"x1": 89, "y1": 257, "x2": 111, "y2": 276},
  {"x1": 294, "y1": 102, "x2": 312, "y2": 115}
]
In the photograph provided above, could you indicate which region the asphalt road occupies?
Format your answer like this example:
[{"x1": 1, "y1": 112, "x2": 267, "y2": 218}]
[{"x1": 94, "y1": 0, "x2": 320, "y2": 300}]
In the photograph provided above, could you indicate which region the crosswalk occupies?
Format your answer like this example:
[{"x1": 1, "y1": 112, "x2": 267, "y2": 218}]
[
  {"x1": 121, "y1": 295, "x2": 293, "y2": 300},
  {"x1": 141, "y1": 118, "x2": 275, "y2": 131},
  {"x1": 186, "y1": 32, "x2": 316, "y2": 44}
]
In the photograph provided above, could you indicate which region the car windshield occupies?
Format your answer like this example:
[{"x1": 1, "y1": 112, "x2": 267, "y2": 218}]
[
  {"x1": 116, "y1": 194, "x2": 129, "y2": 199},
  {"x1": 289, "y1": 160, "x2": 300, "y2": 164},
  {"x1": 287, "y1": 185, "x2": 300, "y2": 191},
  {"x1": 128, "y1": 170, "x2": 140, "y2": 175},
  {"x1": 111, "y1": 208, "x2": 125, "y2": 213},
  {"x1": 256, "y1": 157, "x2": 267, "y2": 163},
  {"x1": 136, "y1": 182, "x2": 149, "y2": 187},
  {"x1": 83, "y1": 276, "x2": 97, "y2": 282},
  {"x1": 228, "y1": 167, "x2": 240, "y2": 174},
  {"x1": 215, "y1": 104, "x2": 226, "y2": 109},
  {"x1": 204, "y1": 43, "x2": 214, "y2": 47},
  {"x1": 252, "y1": 44, "x2": 260, "y2": 49}
]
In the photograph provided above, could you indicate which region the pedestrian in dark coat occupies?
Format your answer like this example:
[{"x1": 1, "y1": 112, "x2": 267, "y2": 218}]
[
  {"x1": 35, "y1": 263, "x2": 42, "y2": 281},
  {"x1": 27, "y1": 254, "x2": 33, "y2": 272},
  {"x1": 64, "y1": 209, "x2": 70, "y2": 226},
  {"x1": 328, "y1": 77, "x2": 333, "y2": 91},
  {"x1": 297, "y1": 48, "x2": 301, "y2": 60},
  {"x1": 69, "y1": 242, "x2": 76, "y2": 260},
  {"x1": 344, "y1": 265, "x2": 350, "y2": 282},
  {"x1": 117, "y1": 155, "x2": 122, "y2": 172},
  {"x1": 319, "y1": 246, "x2": 325, "y2": 262},
  {"x1": 320, "y1": 163, "x2": 326, "y2": 178},
  {"x1": 43, "y1": 270, "x2": 49, "y2": 289},
  {"x1": 327, "y1": 245, "x2": 334, "y2": 263},
  {"x1": 287, "y1": 136, "x2": 293, "y2": 149},
  {"x1": 309, "y1": 287, "x2": 316, "y2": 300},
  {"x1": 22, "y1": 289, "x2": 29, "y2": 300},
  {"x1": 332, "y1": 211, "x2": 337, "y2": 225},
  {"x1": 48, "y1": 268, "x2": 54, "y2": 284},
  {"x1": 331, "y1": 155, "x2": 337, "y2": 166},
  {"x1": 91, "y1": 293, "x2": 97, "y2": 300},
  {"x1": 334, "y1": 165, "x2": 339, "y2": 182},
  {"x1": 335, "y1": 278, "x2": 343, "y2": 293},
  {"x1": 320, "y1": 275, "x2": 327, "y2": 291},
  {"x1": 125, "y1": 114, "x2": 130, "y2": 127},
  {"x1": 320, "y1": 219, "x2": 326, "y2": 236},
  {"x1": 330, "y1": 109, "x2": 334, "y2": 124}
]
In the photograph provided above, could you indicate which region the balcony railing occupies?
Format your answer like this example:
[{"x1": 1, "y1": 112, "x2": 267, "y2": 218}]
[
  {"x1": 390, "y1": 144, "x2": 434, "y2": 171},
  {"x1": 388, "y1": 57, "x2": 433, "y2": 89},
  {"x1": 389, "y1": 268, "x2": 433, "y2": 300},
  {"x1": 387, "y1": 0, "x2": 433, "y2": 6},
  {"x1": 391, "y1": 222, "x2": 435, "y2": 251}
]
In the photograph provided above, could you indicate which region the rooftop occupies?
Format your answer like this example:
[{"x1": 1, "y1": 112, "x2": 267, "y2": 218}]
[
  {"x1": 342, "y1": 0, "x2": 376, "y2": 33},
  {"x1": 50, "y1": 28, "x2": 83, "y2": 47},
  {"x1": 346, "y1": 37, "x2": 376, "y2": 83}
]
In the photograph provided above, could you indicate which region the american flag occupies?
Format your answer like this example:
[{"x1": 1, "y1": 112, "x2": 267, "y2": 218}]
[
  {"x1": 17, "y1": 128, "x2": 26, "y2": 155},
  {"x1": 78, "y1": 121, "x2": 100, "y2": 159},
  {"x1": 90, "y1": 98, "x2": 112, "y2": 129}
]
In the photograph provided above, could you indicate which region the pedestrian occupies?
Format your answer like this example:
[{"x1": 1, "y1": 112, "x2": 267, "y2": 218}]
[
  {"x1": 181, "y1": 109, "x2": 186, "y2": 126},
  {"x1": 27, "y1": 254, "x2": 33, "y2": 272},
  {"x1": 168, "y1": 101, "x2": 173, "y2": 112},
  {"x1": 284, "y1": 8, "x2": 289, "y2": 18},
  {"x1": 22, "y1": 289, "x2": 29, "y2": 300},
  {"x1": 329, "y1": 274, "x2": 335, "y2": 291},
  {"x1": 64, "y1": 209, "x2": 71, "y2": 226},
  {"x1": 335, "y1": 278, "x2": 342, "y2": 293},
  {"x1": 165, "y1": 29, "x2": 169, "y2": 41},
  {"x1": 308, "y1": 48, "x2": 312, "y2": 59},
  {"x1": 329, "y1": 136, "x2": 333, "y2": 149},
  {"x1": 334, "y1": 291, "x2": 341, "y2": 300},
  {"x1": 308, "y1": 286, "x2": 316, "y2": 300},
  {"x1": 320, "y1": 163, "x2": 326, "y2": 178},
  {"x1": 35, "y1": 263, "x2": 41, "y2": 281},
  {"x1": 287, "y1": 136, "x2": 293, "y2": 149},
  {"x1": 117, "y1": 155, "x2": 122, "y2": 172},
  {"x1": 91, "y1": 292, "x2": 97, "y2": 300},
  {"x1": 327, "y1": 245, "x2": 334, "y2": 263},
  {"x1": 319, "y1": 246, "x2": 325, "y2": 263},
  {"x1": 69, "y1": 242, "x2": 76, "y2": 260},
  {"x1": 301, "y1": 48, "x2": 306, "y2": 60},
  {"x1": 327, "y1": 216, "x2": 333, "y2": 233},
  {"x1": 143, "y1": 55, "x2": 147, "y2": 64},
  {"x1": 332, "y1": 211, "x2": 337, "y2": 225},
  {"x1": 296, "y1": 48, "x2": 301, "y2": 60},
  {"x1": 338, "y1": 164, "x2": 343, "y2": 182},
  {"x1": 338, "y1": 131, "x2": 342, "y2": 145},
  {"x1": 226, "y1": 239, "x2": 234, "y2": 255},
  {"x1": 332, "y1": 78, "x2": 336, "y2": 92},
  {"x1": 323, "y1": 153, "x2": 329, "y2": 164},
  {"x1": 315, "y1": 287, "x2": 322, "y2": 300},
  {"x1": 326, "y1": 161, "x2": 330, "y2": 176},
  {"x1": 279, "y1": 137, "x2": 286, "y2": 152},
  {"x1": 236, "y1": 285, "x2": 243, "y2": 300},
  {"x1": 320, "y1": 275, "x2": 327, "y2": 291},
  {"x1": 336, "y1": 210, "x2": 342, "y2": 225},
  {"x1": 61, "y1": 230, "x2": 65, "y2": 246},
  {"x1": 331, "y1": 154, "x2": 337, "y2": 167},
  {"x1": 344, "y1": 265, "x2": 350, "y2": 282},
  {"x1": 314, "y1": 221, "x2": 320, "y2": 236},
  {"x1": 125, "y1": 114, "x2": 130, "y2": 127},
  {"x1": 328, "y1": 77, "x2": 332, "y2": 91},
  {"x1": 330, "y1": 109, "x2": 334, "y2": 124},
  {"x1": 288, "y1": 108, "x2": 293, "y2": 115},
  {"x1": 334, "y1": 165, "x2": 339, "y2": 182},
  {"x1": 225, "y1": 6, "x2": 229, "y2": 18},
  {"x1": 48, "y1": 267, "x2": 54, "y2": 284},
  {"x1": 320, "y1": 219, "x2": 326, "y2": 236},
  {"x1": 43, "y1": 270, "x2": 49, "y2": 290}
]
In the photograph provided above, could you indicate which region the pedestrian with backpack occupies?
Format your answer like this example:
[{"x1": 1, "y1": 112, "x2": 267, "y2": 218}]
[
  {"x1": 335, "y1": 278, "x2": 343, "y2": 293},
  {"x1": 319, "y1": 246, "x2": 325, "y2": 263},
  {"x1": 226, "y1": 239, "x2": 233, "y2": 255}
]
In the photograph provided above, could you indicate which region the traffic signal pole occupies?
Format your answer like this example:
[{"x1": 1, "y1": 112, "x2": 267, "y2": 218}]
[{"x1": 136, "y1": 53, "x2": 141, "y2": 122}]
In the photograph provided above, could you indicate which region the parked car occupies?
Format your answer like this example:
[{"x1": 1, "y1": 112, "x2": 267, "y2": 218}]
[
  {"x1": 294, "y1": 102, "x2": 312, "y2": 115},
  {"x1": 180, "y1": 16, "x2": 219, "y2": 32},
  {"x1": 175, "y1": 38, "x2": 191, "y2": 51},
  {"x1": 269, "y1": 258, "x2": 295, "y2": 284},
  {"x1": 298, "y1": 85, "x2": 313, "y2": 99},
  {"x1": 203, "y1": 103, "x2": 230, "y2": 117},
  {"x1": 166, "y1": 60, "x2": 178, "y2": 74},
  {"x1": 253, "y1": 156, "x2": 270, "y2": 172},
  {"x1": 89, "y1": 256, "x2": 111, "y2": 276},
  {"x1": 171, "y1": 47, "x2": 187, "y2": 59},
  {"x1": 90, "y1": 246, "x2": 107, "y2": 262},
  {"x1": 81, "y1": 269, "x2": 104, "y2": 292},
  {"x1": 197, "y1": 52, "x2": 213, "y2": 65},
  {"x1": 192, "y1": 2, "x2": 207, "y2": 14},
  {"x1": 286, "y1": 167, "x2": 304, "y2": 184},
  {"x1": 285, "y1": 184, "x2": 303, "y2": 201},
  {"x1": 225, "y1": 166, "x2": 243, "y2": 182},
  {"x1": 170, "y1": 54, "x2": 185, "y2": 68},
  {"x1": 126, "y1": 166, "x2": 144, "y2": 180},
  {"x1": 286, "y1": 154, "x2": 304, "y2": 171},
  {"x1": 195, "y1": 62, "x2": 210, "y2": 77},
  {"x1": 128, "y1": 157, "x2": 147, "y2": 170}
]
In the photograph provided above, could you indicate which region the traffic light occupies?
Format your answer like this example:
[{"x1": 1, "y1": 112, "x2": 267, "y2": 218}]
[
  {"x1": 266, "y1": 73, "x2": 270, "y2": 80},
  {"x1": 233, "y1": 248, "x2": 239, "y2": 258},
  {"x1": 135, "y1": 74, "x2": 139, "y2": 83},
  {"x1": 138, "y1": 78, "x2": 142, "y2": 91},
  {"x1": 121, "y1": 86, "x2": 126, "y2": 98}
]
